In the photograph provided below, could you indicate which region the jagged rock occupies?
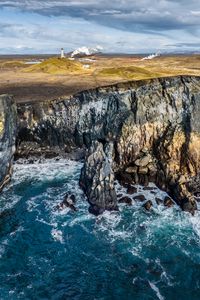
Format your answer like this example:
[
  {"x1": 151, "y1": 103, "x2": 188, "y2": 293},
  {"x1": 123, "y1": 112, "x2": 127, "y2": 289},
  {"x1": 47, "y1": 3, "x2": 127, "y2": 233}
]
[
  {"x1": 117, "y1": 193, "x2": 123, "y2": 198},
  {"x1": 181, "y1": 199, "x2": 197, "y2": 216},
  {"x1": 143, "y1": 200, "x2": 153, "y2": 211},
  {"x1": 133, "y1": 194, "x2": 146, "y2": 202},
  {"x1": 135, "y1": 154, "x2": 152, "y2": 167},
  {"x1": 15, "y1": 76, "x2": 200, "y2": 214},
  {"x1": 115, "y1": 172, "x2": 133, "y2": 186},
  {"x1": 118, "y1": 196, "x2": 132, "y2": 206},
  {"x1": 125, "y1": 166, "x2": 138, "y2": 174},
  {"x1": 164, "y1": 196, "x2": 174, "y2": 207},
  {"x1": 0, "y1": 95, "x2": 17, "y2": 192},
  {"x1": 148, "y1": 164, "x2": 157, "y2": 175},
  {"x1": 80, "y1": 141, "x2": 118, "y2": 215},
  {"x1": 138, "y1": 166, "x2": 148, "y2": 175},
  {"x1": 56, "y1": 193, "x2": 77, "y2": 211},
  {"x1": 127, "y1": 185, "x2": 137, "y2": 194}
]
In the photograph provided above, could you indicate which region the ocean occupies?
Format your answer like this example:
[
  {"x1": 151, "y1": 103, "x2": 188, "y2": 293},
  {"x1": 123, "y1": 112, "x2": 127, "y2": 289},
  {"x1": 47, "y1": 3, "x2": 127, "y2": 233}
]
[{"x1": 0, "y1": 159, "x2": 200, "y2": 300}]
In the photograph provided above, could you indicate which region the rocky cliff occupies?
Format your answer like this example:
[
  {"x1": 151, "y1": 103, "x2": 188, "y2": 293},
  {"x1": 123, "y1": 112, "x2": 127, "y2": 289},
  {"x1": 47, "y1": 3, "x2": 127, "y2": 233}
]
[
  {"x1": 0, "y1": 95, "x2": 17, "y2": 192},
  {"x1": 16, "y1": 76, "x2": 200, "y2": 214}
]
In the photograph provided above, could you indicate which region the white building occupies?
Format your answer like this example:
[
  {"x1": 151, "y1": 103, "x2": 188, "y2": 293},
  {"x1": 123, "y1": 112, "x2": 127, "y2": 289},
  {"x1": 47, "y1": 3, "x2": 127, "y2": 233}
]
[{"x1": 61, "y1": 48, "x2": 65, "y2": 58}]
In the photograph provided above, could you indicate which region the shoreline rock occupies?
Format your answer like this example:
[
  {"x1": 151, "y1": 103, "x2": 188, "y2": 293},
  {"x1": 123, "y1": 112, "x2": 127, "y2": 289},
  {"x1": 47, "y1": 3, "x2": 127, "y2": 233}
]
[{"x1": 0, "y1": 95, "x2": 17, "y2": 192}]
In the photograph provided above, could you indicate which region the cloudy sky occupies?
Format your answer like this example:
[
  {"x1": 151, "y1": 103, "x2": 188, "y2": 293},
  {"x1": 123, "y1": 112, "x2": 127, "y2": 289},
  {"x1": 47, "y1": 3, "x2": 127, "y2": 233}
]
[{"x1": 0, "y1": 0, "x2": 199, "y2": 54}]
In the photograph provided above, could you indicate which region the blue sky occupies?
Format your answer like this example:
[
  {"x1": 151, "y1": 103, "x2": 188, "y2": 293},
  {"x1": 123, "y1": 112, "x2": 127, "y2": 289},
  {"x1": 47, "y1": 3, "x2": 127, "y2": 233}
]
[{"x1": 0, "y1": 0, "x2": 199, "y2": 54}]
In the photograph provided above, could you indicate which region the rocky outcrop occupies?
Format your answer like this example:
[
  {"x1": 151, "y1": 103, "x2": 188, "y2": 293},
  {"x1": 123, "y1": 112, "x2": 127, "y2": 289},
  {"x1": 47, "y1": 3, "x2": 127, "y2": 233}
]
[
  {"x1": 0, "y1": 95, "x2": 17, "y2": 191},
  {"x1": 80, "y1": 141, "x2": 117, "y2": 215},
  {"x1": 16, "y1": 76, "x2": 200, "y2": 214}
]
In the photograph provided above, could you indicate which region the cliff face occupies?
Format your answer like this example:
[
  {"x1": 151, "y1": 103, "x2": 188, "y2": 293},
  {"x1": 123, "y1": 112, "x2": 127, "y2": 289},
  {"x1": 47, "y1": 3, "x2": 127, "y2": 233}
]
[
  {"x1": 17, "y1": 76, "x2": 200, "y2": 214},
  {"x1": 0, "y1": 95, "x2": 17, "y2": 191}
]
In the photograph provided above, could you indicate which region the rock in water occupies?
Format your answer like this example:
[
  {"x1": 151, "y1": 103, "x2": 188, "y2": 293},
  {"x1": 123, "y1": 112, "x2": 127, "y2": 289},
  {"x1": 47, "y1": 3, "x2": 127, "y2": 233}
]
[
  {"x1": 143, "y1": 200, "x2": 153, "y2": 211},
  {"x1": 181, "y1": 199, "x2": 197, "y2": 216},
  {"x1": 56, "y1": 193, "x2": 77, "y2": 212},
  {"x1": 118, "y1": 196, "x2": 132, "y2": 206},
  {"x1": 0, "y1": 95, "x2": 17, "y2": 192},
  {"x1": 164, "y1": 196, "x2": 174, "y2": 207},
  {"x1": 80, "y1": 141, "x2": 118, "y2": 215}
]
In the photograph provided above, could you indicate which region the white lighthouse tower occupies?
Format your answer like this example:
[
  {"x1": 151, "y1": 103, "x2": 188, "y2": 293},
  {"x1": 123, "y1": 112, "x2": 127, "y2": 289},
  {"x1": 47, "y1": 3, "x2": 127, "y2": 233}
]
[{"x1": 61, "y1": 48, "x2": 65, "y2": 59}]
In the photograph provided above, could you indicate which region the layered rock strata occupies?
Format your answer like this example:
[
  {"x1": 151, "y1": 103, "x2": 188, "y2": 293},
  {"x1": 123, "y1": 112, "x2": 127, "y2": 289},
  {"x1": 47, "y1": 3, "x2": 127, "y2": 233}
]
[
  {"x1": 80, "y1": 141, "x2": 117, "y2": 215},
  {"x1": 16, "y1": 76, "x2": 200, "y2": 214},
  {"x1": 0, "y1": 95, "x2": 17, "y2": 192}
]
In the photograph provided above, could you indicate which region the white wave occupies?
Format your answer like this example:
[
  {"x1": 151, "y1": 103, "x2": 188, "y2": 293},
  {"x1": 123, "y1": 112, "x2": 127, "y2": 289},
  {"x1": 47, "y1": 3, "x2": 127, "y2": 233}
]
[
  {"x1": 189, "y1": 211, "x2": 200, "y2": 239},
  {"x1": 67, "y1": 214, "x2": 94, "y2": 227},
  {"x1": 13, "y1": 158, "x2": 83, "y2": 184},
  {"x1": 51, "y1": 229, "x2": 64, "y2": 243},
  {"x1": 148, "y1": 281, "x2": 165, "y2": 300}
]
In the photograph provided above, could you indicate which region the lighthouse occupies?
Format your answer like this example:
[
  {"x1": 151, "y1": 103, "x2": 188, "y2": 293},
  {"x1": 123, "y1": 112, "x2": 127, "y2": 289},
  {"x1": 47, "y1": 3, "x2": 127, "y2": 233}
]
[{"x1": 61, "y1": 48, "x2": 65, "y2": 59}]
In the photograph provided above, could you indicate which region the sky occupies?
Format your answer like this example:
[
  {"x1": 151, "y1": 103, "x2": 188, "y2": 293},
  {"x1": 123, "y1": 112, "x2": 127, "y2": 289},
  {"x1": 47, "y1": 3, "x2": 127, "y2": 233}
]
[{"x1": 0, "y1": 0, "x2": 199, "y2": 54}]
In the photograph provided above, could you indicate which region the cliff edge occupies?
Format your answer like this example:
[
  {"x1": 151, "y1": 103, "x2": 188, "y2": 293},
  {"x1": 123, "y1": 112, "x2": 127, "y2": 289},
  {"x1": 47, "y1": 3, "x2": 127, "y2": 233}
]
[{"x1": 0, "y1": 95, "x2": 17, "y2": 192}]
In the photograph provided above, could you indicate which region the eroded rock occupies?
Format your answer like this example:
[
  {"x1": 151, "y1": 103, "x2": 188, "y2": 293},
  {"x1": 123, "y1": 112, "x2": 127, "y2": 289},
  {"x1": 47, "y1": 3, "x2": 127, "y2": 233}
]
[
  {"x1": 143, "y1": 200, "x2": 153, "y2": 211},
  {"x1": 118, "y1": 196, "x2": 132, "y2": 206},
  {"x1": 80, "y1": 141, "x2": 118, "y2": 215},
  {"x1": 127, "y1": 185, "x2": 137, "y2": 194},
  {"x1": 0, "y1": 95, "x2": 17, "y2": 192},
  {"x1": 164, "y1": 196, "x2": 174, "y2": 208},
  {"x1": 133, "y1": 194, "x2": 146, "y2": 202}
]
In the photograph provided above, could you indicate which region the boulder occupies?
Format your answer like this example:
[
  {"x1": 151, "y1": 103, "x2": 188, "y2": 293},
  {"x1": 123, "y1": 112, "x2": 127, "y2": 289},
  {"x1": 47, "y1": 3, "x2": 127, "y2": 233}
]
[
  {"x1": 127, "y1": 185, "x2": 137, "y2": 194},
  {"x1": 135, "y1": 154, "x2": 152, "y2": 167},
  {"x1": 164, "y1": 196, "x2": 174, "y2": 207},
  {"x1": 138, "y1": 167, "x2": 148, "y2": 175},
  {"x1": 181, "y1": 199, "x2": 197, "y2": 216},
  {"x1": 118, "y1": 196, "x2": 132, "y2": 206},
  {"x1": 115, "y1": 172, "x2": 133, "y2": 186},
  {"x1": 143, "y1": 200, "x2": 153, "y2": 211},
  {"x1": 133, "y1": 194, "x2": 146, "y2": 202},
  {"x1": 125, "y1": 166, "x2": 138, "y2": 174},
  {"x1": 56, "y1": 193, "x2": 77, "y2": 212}
]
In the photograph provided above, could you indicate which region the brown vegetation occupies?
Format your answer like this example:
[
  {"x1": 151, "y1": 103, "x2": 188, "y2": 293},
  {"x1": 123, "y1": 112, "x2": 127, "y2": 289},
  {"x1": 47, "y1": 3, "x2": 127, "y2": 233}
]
[{"x1": 0, "y1": 54, "x2": 199, "y2": 103}]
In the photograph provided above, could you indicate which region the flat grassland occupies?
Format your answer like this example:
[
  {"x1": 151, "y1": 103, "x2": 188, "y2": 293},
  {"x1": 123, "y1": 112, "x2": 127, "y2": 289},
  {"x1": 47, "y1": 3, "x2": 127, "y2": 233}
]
[{"x1": 0, "y1": 54, "x2": 199, "y2": 103}]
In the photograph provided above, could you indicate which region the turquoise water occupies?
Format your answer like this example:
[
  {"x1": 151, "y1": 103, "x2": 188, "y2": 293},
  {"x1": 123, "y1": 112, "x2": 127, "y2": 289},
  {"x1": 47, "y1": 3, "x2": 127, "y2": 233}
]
[{"x1": 0, "y1": 159, "x2": 200, "y2": 300}]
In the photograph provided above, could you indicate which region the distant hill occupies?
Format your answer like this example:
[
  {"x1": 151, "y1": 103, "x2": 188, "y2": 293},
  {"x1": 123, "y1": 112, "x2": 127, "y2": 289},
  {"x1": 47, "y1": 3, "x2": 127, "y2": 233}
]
[
  {"x1": 25, "y1": 57, "x2": 84, "y2": 74},
  {"x1": 97, "y1": 66, "x2": 162, "y2": 80}
]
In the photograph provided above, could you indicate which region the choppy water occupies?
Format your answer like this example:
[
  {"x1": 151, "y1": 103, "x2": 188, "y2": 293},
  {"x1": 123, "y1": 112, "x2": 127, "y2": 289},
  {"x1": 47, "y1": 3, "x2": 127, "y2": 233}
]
[{"x1": 0, "y1": 159, "x2": 200, "y2": 300}]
